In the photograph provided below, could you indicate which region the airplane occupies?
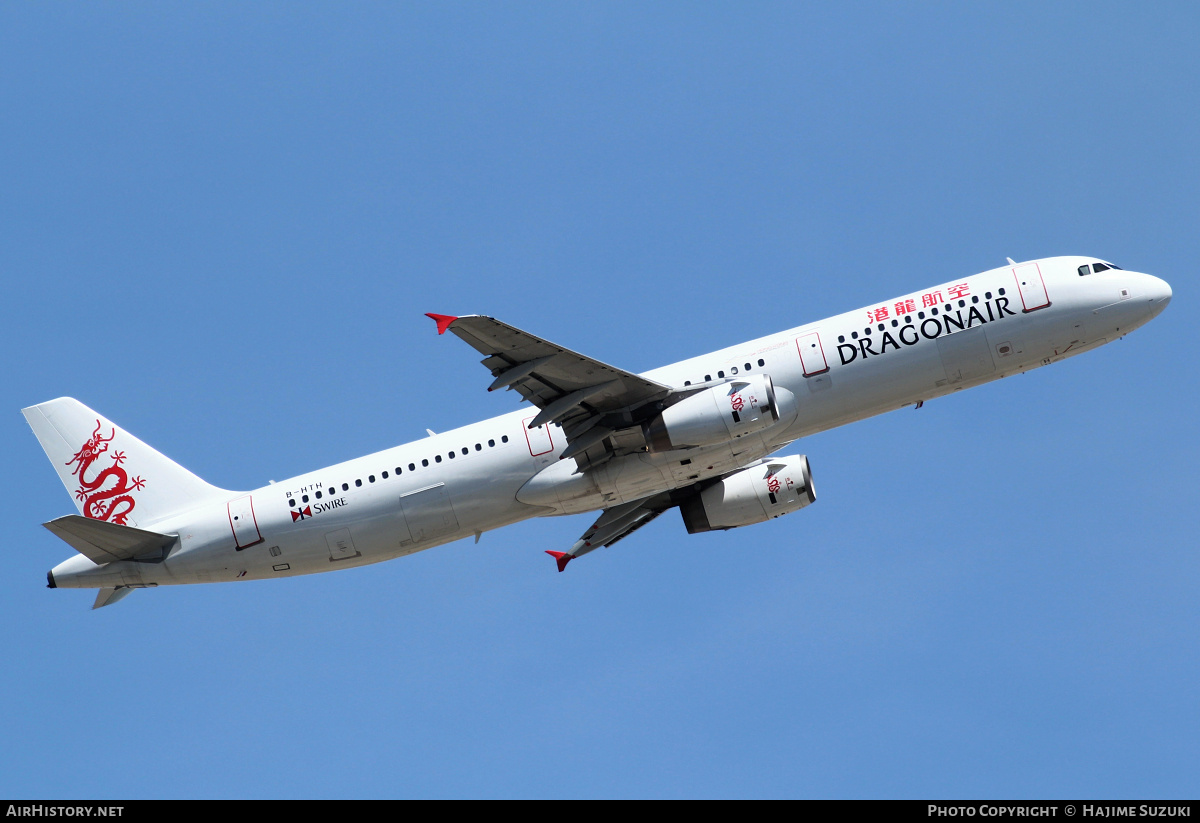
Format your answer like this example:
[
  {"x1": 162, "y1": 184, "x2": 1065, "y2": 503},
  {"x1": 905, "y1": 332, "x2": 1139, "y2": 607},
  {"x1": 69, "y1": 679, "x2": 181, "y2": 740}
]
[{"x1": 24, "y1": 256, "x2": 1171, "y2": 609}]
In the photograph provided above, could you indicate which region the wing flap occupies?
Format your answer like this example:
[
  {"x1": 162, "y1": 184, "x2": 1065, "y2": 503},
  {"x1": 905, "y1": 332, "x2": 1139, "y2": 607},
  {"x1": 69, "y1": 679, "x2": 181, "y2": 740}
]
[{"x1": 44, "y1": 515, "x2": 177, "y2": 565}]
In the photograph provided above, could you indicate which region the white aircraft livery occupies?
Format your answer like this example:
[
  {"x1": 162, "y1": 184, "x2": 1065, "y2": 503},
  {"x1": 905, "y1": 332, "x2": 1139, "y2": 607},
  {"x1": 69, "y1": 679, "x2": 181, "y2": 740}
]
[{"x1": 25, "y1": 257, "x2": 1171, "y2": 608}]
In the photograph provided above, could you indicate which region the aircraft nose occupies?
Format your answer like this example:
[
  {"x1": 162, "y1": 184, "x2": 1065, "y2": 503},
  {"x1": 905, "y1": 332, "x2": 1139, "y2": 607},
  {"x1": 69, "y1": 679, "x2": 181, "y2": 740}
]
[
  {"x1": 1133, "y1": 272, "x2": 1171, "y2": 323},
  {"x1": 1148, "y1": 274, "x2": 1172, "y2": 307}
]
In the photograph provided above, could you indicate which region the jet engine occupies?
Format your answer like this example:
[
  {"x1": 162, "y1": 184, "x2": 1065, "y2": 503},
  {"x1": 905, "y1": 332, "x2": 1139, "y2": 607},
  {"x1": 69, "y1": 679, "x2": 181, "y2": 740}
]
[
  {"x1": 680, "y1": 454, "x2": 815, "y2": 533},
  {"x1": 644, "y1": 374, "x2": 797, "y2": 452}
]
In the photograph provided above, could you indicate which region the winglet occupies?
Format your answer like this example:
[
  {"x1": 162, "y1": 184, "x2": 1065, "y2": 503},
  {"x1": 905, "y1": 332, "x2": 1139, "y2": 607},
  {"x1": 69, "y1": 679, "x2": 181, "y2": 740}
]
[
  {"x1": 545, "y1": 550, "x2": 573, "y2": 572},
  {"x1": 425, "y1": 313, "x2": 459, "y2": 335}
]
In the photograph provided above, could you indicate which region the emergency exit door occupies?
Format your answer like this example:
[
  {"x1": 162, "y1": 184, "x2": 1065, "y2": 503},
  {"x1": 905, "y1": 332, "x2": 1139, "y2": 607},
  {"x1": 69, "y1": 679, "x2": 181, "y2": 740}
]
[{"x1": 522, "y1": 417, "x2": 555, "y2": 456}]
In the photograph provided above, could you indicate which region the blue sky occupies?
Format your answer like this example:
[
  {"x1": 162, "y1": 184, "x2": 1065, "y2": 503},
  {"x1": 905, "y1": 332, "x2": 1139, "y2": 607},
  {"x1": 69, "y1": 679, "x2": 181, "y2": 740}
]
[{"x1": 2, "y1": 3, "x2": 1197, "y2": 798}]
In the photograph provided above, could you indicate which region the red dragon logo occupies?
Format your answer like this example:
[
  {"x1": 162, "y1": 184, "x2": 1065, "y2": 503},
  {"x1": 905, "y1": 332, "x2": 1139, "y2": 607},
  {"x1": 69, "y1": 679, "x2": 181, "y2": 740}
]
[{"x1": 66, "y1": 420, "x2": 145, "y2": 524}]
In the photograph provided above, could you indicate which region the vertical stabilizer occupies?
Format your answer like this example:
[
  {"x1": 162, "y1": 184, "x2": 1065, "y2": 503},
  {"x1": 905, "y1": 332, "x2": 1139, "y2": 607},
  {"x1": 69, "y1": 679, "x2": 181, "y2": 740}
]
[{"x1": 22, "y1": 398, "x2": 232, "y2": 527}]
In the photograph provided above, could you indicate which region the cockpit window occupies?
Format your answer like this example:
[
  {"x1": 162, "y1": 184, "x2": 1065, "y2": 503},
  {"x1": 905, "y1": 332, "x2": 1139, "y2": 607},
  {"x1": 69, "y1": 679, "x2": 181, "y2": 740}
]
[
  {"x1": 1078, "y1": 265, "x2": 1091, "y2": 276},
  {"x1": 1092, "y1": 263, "x2": 1111, "y2": 273}
]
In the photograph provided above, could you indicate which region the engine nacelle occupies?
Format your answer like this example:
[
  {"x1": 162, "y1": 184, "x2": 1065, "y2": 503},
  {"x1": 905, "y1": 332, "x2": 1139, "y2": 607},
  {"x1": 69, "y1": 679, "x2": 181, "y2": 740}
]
[
  {"x1": 680, "y1": 454, "x2": 815, "y2": 533},
  {"x1": 644, "y1": 374, "x2": 797, "y2": 452}
]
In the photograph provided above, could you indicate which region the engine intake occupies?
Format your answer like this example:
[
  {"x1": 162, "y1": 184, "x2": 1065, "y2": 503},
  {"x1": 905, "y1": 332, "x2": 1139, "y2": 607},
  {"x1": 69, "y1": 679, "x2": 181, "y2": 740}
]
[
  {"x1": 645, "y1": 374, "x2": 797, "y2": 452},
  {"x1": 680, "y1": 454, "x2": 815, "y2": 533}
]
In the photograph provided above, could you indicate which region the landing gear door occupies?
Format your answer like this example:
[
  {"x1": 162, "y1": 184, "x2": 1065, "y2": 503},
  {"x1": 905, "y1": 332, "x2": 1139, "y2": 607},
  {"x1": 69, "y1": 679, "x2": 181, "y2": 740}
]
[{"x1": 1013, "y1": 262, "x2": 1051, "y2": 312}]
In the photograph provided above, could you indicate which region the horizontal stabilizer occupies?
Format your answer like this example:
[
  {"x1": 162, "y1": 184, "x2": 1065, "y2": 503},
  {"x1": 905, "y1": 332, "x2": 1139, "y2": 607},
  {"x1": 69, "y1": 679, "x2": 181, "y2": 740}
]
[
  {"x1": 93, "y1": 586, "x2": 135, "y2": 609},
  {"x1": 44, "y1": 515, "x2": 176, "y2": 565}
]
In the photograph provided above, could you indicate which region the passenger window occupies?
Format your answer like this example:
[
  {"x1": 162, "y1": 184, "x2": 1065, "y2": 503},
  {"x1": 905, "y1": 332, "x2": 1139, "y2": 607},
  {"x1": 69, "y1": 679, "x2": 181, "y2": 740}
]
[
  {"x1": 730, "y1": 366, "x2": 738, "y2": 374},
  {"x1": 705, "y1": 374, "x2": 711, "y2": 381},
  {"x1": 744, "y1": 362, "x2": 751, "y2": 371},
  {"x1": 488, "y1": 440, "x2": 495, "y2": 447},
  {"x1": 315, "y1": 490, "x2": 322, "y2": 499},
  {"x1": 462, "y1": 447, "x2": 468, "y2": 455},
  {"x1": 369, "y1": 475, "x2": 375, "y2": 483},
  {"x1": 355, "y1": 479, "x2": 362, "y2": 487},
  {"x1": 409, "y1": 463, "x2": 416, "y2": 471},
  {"x1": 395, "y1": 467, "x2": 402, "y2": 475},
  {"x1": 448, "y1": 451, "x2": 455, "y2": 459},
  {"x1": 435, "y1": 455, "x2": 442, "y2": 463},
  {"x1": 475, "y1": 444, "x2": 481, "y2": 451},
  {"x1": 502, "y1": 435, "x2": 509, "y2": 443},
  {"x1": 757, "y1": 359, "x2": 764, "y2": 366},
  {"x1": 684, "y1": 381, "x2": 691, "y2": 386},
  {"x1": 422, "y1": 459, "x2": 429, "y2": 467},
  {"x1": 342, "y1": 483, "x2": 349, "y2": 491}
]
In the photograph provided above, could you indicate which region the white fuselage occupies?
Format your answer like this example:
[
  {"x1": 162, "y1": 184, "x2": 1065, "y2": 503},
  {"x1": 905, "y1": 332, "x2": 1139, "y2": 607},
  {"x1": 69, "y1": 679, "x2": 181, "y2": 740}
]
[{"x1": 48, "y1": 256, "x2": 1172, "y2": 590}]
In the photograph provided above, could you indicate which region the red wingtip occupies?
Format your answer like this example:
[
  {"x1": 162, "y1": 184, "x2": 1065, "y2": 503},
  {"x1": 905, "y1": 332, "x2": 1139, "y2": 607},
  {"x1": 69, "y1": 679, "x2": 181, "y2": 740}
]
[
  {"x1": 545, "y1": 550, "x2": 573, "y2": 572},
  {"x1": 425, "y1": 313, "x2": 459, "y2": 335}
]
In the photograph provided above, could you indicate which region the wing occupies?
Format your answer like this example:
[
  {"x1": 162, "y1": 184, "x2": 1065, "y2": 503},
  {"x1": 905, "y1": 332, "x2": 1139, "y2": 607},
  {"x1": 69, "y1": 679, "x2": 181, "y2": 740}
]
[
  {"x1": 541, "y1": 455, "x2": 799, "y2": 571},
  {"x1": 427, "y1": 314, "x2": 676, "y2": 467},
  {"x1": 545, "y1": 493, "x2": 674, "y2": 571}
]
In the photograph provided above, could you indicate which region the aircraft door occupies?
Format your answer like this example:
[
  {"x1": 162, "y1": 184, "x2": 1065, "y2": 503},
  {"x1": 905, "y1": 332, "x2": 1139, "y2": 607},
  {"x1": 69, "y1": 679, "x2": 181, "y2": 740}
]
[
  {"x1": 522, "y1": 417, "x2": 554, "y2": 456},
  {"x1": 399, "y1": 482, "x2": 460, "y2": 544},
  {"x1": 228, "y1": 495, "x2": 263, "y2": 549},
  {"x1": 795, "y1": 332, "x2": 830, "y2": 376},
  {"x1": 522, "y1": 416, "x2": 556, "y2": 469},
  {"x1": 1012, "y1": 263, "x2": 1051, "y2": 312}
]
